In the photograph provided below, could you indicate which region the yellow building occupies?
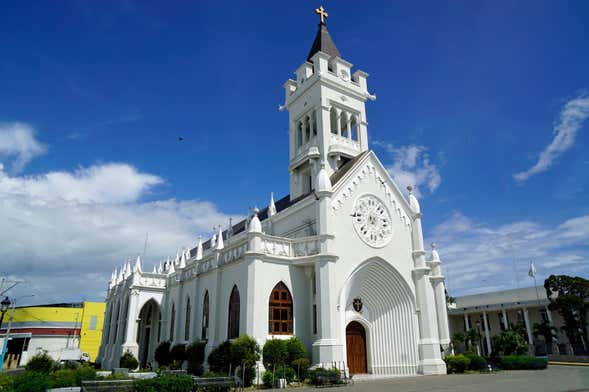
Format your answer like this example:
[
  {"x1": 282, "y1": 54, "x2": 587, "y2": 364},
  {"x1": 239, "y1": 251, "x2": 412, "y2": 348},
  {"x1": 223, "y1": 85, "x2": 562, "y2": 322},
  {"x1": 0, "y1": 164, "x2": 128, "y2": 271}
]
[{"x1": 0, "y1": 301, "x2": 105, "y2": 368}]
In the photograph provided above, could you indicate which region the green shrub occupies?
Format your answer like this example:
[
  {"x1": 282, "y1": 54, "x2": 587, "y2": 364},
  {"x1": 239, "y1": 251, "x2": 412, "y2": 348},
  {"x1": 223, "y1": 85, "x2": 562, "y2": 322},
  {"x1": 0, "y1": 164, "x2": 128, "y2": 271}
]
[
  {"x1": 186, "y1": 340, "x2": 206, "y2": 376},
  {"x1": 155, "y1": 341, "x2": 172, "y2": 367},
  {"x1": 463, "y1": 353, "x2": 488, "y2": 371},
  {"x1": 308, "y1": 367, "x2": 341, "y2": 386},
  {"x1": 491, "y1": 330, "x2": 528, "y2": 356},
  {"x1": 75, "y1": 364, "x2": 98, "y2": 384},
  {"x1": 230, "y1": 335, "x2": 261, "y2": 387},
  {"x1": 444, "y1": 354, "x2": 471, "y2": 374},
  {"x1": 13, "y1": 372, "x2": 50, "y2": 392},
  {"x1": 208, "y1": 341, "x2": 233, "y2": 374},
  {"x1": 50, "y1": 369, "x2": 77, "y2": 388},
  {"x1": 262, "y1": 365, "x2": 296, "y2": 388},
  {"x1": 24, "y1": 352, "x2": 57, "y2": 373},
  {"x1": 120, "y1": 351, "x2": 139, "y2": 369},
  {"x1": 0, "y1": 373, "x2": 14, "y2": 392},
  {"x1": 134, "y1": 375, "x2": 193, "y2": 392},
  {"x1": 169, "y1": 343, "x2": 187, "y2": 369},
  {"x1": 291, "y1": 357, "x2": 311, "y2": 380},
  {"x1": 285, "y1": 336, "x2": 307, "y2": 365},
  {"x1": 262, "y1": 339, "x2": 288, "y2": 369},
  {"x1": 500, "y1": 355, "x2": 547, "y2": 370}
]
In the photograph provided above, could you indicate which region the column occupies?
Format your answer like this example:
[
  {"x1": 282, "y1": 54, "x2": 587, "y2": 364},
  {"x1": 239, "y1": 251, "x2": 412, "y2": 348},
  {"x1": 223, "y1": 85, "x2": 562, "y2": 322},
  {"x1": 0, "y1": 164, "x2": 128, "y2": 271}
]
[
  {"x1": 335, "y1": 109, "x2": 342, "y2": 136},
  {"x1": 311, "y1": 172, "x2": 341, "y2": 367},
  {"x1": 523, "y1": 308, "x2": 533, "y2": 345},
  {"x1": 409, "y1": 193, "x2": 445, "y2": 374},
  {"x1": 501, "y1": 309, "x2": 509, "y2": 330},
  {"x1": 464, "y1": 313, "x2": 470, "y2": 330},
  {"x1": 302, "y1": 117, "x2": 308, "y2": 145},
  {"x1": 122, "y1": 290, "x2": 140, "y2": 360},
  {"x1": 482, "y1": 311, "x2": 491, "y2": 355}
]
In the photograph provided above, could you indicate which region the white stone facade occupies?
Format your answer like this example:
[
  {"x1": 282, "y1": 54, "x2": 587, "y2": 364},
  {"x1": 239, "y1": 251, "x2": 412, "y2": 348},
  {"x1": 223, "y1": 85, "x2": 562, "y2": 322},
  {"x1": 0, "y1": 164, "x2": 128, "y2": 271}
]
[{"x1": 97, "y1": 18, "x2": 449, "y2": 377}]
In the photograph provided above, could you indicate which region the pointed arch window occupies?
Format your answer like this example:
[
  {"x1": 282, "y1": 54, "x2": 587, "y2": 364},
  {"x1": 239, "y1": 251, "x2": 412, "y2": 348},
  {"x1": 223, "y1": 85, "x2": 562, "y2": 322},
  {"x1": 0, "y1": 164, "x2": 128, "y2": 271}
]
[
  {"x1": 268, "y1": 282, "x2": 293, "y2": 335},
  {"x1": 350, "y1": 116, "x2": 358, "y2": 140},
  {"x1": 184, "y1": 297, "x2": 191, "y2": 341},
  {"x1": 202, "y1": 291, "x2": 209, "y2": 340},
  {"x1": 305, "y1": 116, "x2": 311, "y2": 142},
  {"x1": 170, "y1": 303, "x2": 175, "y2": 341},
  {"x1": 312, "y1": 110, "x2": 317, "y2": 136},
  {"x1": 297, "y1": 122, "x2": 303, "y2": 147},
  {"x1": 112, "y1": 302, "x2": 120, "y2": 343},
  {"x1": 340, "y1": 112, "x2": 349, "y2": 138},
  {"x1": 330, "y1": 108, "x2": 338, "y2": 134},
  {"x1": 227, "y1": 285, "x2": 240, "y2": 339}
]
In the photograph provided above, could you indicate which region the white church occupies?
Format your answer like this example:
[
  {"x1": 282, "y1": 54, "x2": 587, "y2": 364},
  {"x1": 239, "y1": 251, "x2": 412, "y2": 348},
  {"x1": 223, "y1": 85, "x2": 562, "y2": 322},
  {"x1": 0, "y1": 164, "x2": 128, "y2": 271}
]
[{"x1": 97, "y1": 8, "x2": 450, "y2": 377}]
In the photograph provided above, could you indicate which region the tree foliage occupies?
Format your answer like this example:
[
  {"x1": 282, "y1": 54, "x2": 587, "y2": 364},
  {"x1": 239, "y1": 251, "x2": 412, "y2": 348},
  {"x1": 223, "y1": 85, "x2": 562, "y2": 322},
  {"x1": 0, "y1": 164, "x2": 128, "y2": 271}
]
[{"x1": 545, "y1": 274, "x2": 589, "y2": 348}]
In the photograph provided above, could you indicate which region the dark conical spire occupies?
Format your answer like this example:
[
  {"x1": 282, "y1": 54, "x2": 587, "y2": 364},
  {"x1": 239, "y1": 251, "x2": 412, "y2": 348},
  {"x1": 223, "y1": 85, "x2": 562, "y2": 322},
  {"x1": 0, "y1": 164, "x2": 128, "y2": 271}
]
[{"x1": 306, "y1": 22, "x2": 341, "y2": 62}]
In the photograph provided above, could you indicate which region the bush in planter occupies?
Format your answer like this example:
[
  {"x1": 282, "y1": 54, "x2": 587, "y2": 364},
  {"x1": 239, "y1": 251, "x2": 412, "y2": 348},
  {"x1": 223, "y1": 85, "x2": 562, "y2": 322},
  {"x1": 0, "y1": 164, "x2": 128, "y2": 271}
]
[
  {"x1": 500, "y1": 355, "x2": 547, "y2": 370},
  {"x1": 25, "y1": 352, "x2": 57, "y2": 373},
  {"x1": 230, "y1": 335, "x2": 261, "y2": 387},
  {"x1": 308, "y1": 367, "x2": 342, "y2": 386},
  {"x1": 262, "y1": 339, "x2": 288, "y2": 369},
  {"x1": 134, "y1": 374, "x2": 193, "y2": 392},
  {"x1": 13, "y1": 372, "x2": 51, "y2": 392},
  {"x1": 444, "y1": 354, "x2": 471, "y2": 374},
  {"x1": 50, "y1": 369, "x2": 77, "y2": 388},
  {"x1": 186, "y1": 340, "x2": 206, "y2": 376},
  {"x1": 120, "y1": 351, "x2": 139, "y2": 369},
  {"x1": 169, "y1": 343, "x2": 187, "y2": 369}
]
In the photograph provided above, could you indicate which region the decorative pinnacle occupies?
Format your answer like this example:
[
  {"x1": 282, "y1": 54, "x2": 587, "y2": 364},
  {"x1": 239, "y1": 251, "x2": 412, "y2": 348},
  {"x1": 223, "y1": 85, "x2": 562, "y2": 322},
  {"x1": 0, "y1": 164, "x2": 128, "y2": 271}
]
[
  {"x1": 431, "y1": 242, "x2": 436, "y2": 250},
  {"x1": 407, "y1": 185, "x2": 413, "y2": 194},
  {"x1": 253, "y1": 207, "x2": 259, "y2": 216},
  {"x1": 315, "y1": 6, "x2": 328, "y2": 24}
]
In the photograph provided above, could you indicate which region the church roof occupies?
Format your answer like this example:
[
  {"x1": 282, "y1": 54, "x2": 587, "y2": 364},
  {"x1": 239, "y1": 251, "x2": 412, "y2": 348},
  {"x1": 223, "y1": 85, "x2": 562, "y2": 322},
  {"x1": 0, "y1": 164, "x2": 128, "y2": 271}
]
[
  {"x1": 192, "y1": 151, "x2": 369, "y2": 255},
  {"x1": 307, "y1": 22, "x2": 341, "y2": 62}
]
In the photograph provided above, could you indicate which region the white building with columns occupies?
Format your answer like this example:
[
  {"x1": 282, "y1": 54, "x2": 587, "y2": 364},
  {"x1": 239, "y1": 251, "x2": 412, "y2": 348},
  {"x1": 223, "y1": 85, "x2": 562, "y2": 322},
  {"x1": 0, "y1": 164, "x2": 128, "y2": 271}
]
[{"x1": 97, "y1": 10, "x2": 450, "y2": 377}]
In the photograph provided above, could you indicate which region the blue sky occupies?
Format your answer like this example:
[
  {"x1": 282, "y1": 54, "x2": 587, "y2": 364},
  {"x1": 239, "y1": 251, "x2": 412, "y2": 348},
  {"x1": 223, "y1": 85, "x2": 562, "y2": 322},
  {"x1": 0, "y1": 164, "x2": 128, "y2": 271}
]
[{"x1": 1, "y1": 1, "x2": 588, "y2": 303}]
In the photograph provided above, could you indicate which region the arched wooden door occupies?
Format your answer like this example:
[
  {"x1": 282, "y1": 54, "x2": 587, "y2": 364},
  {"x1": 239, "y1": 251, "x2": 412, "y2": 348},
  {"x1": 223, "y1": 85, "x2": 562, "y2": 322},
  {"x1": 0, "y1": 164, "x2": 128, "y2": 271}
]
[{"x1": 346, "y1": 321, "x2": 367, "y2": 374}]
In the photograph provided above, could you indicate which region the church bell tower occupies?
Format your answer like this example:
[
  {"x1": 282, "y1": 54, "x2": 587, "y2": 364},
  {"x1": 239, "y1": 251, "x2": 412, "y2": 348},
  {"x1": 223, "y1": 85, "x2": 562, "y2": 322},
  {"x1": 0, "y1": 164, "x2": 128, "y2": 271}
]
[{"x1": 283, "y1": 6, "x2": 375, "y2": 200}]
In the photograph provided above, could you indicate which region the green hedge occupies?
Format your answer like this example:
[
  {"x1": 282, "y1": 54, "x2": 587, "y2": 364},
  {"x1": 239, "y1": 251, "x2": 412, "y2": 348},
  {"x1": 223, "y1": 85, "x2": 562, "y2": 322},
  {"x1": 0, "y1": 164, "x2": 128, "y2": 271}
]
[
  {"x1": 444, "y1": 354, "x2": 470, "y2": 374},
  {"x1": 134, "y1": 375, "x2": 193, "y2": 392},
  {"x1": 463, "y1": 353, "x2": 488, "y2": 371},
  {"x1": 500, "y1": 356, "x2": 547, "y2": 370},
  {"x1": 308, "y1": 368, "x2": 342, "y2": 386}
]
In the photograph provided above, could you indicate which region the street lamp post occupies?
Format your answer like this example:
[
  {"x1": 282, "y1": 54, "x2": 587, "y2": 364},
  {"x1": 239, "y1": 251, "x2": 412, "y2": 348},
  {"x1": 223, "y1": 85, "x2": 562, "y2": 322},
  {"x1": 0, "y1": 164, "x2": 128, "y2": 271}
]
[{"x1": 0, "y1": 297, "x2": 11, "y2": 372}]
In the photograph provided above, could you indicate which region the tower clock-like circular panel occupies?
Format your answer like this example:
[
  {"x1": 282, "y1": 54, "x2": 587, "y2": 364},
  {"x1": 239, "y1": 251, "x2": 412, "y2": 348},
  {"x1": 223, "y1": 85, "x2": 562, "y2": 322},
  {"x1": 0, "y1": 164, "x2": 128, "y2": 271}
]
[{"x1": 352, "y1": 195, "x2": 393, "y2": 248}]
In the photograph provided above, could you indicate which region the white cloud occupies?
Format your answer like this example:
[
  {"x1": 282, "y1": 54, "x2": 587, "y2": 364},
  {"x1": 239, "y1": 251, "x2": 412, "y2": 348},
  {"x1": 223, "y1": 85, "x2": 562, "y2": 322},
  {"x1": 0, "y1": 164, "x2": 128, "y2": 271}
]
[
  {"x1": 0, "y1": 162, "x2": 238, "y2": 303},
  {"x1": 428, "y1": 212, "x2": 589, "y2": 296},
  {"x1": 374, "y1": 141, "x2": 441, "y2": 197},
  {"x1": 0, "y1": 123, "x2": 47, "y2": 172},
  {"x1": 0, "y1": 163, "x2": 163, "y2": 204},
  {"x1": 514, "y1": 94, "x2": 589, "y2": 182}
]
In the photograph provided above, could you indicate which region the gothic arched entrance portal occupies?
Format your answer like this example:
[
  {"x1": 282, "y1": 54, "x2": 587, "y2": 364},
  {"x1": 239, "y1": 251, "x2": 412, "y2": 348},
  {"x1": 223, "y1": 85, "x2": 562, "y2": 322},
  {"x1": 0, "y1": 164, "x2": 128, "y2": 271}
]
[
  {"x1": 137, "y1": 299, "x2": 160, "y2": 369},
  {"x1": 346, "y1": 321, "x2": 367, "y2": 374}
]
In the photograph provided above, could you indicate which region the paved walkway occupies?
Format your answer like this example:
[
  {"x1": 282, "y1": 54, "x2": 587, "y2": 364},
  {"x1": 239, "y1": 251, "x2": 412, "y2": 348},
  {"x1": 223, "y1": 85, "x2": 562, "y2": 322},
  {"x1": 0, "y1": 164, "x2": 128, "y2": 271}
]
[{"x1": 283, "y1": 366, "x2": 589, "y2": 392}]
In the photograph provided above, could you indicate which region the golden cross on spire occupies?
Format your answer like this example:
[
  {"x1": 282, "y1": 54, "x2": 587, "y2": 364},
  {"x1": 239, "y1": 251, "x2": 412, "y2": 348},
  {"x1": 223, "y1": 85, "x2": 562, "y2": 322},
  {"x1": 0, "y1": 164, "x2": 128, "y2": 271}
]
[{"x1": 315, "y1": 6, "x2": 328, "y2": 24}]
